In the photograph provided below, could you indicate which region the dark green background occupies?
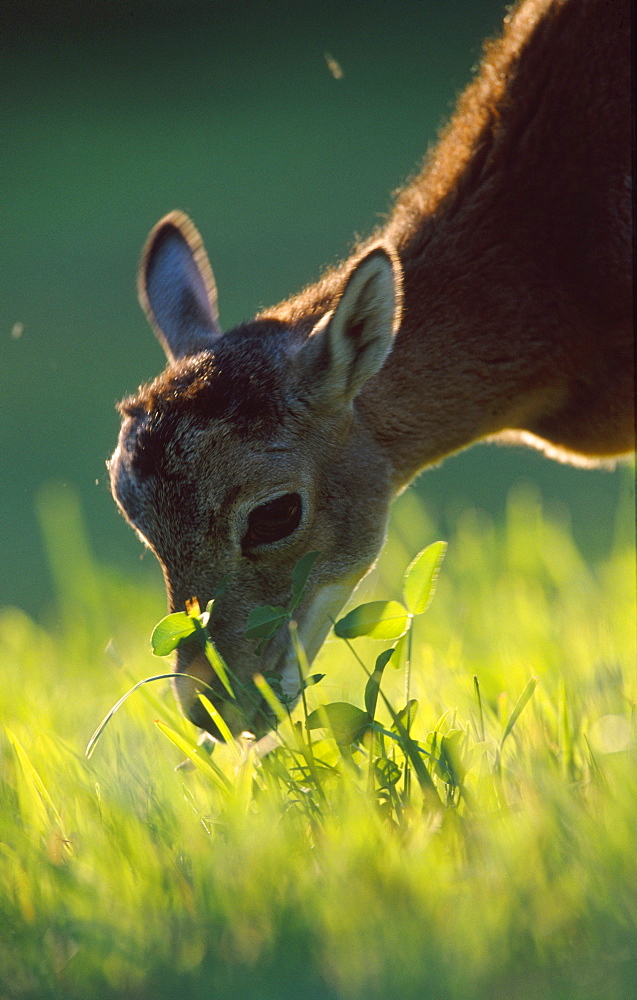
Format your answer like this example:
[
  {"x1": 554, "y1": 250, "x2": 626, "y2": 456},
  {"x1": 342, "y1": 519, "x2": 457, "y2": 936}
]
[{"x1": 1, "y1": 0, "x2": 631, "y2": 616}]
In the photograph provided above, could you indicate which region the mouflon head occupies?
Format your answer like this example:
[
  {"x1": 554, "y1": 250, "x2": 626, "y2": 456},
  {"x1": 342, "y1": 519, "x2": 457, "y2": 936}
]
[{"x1": 110, "y1": 212, "x2": 402, "y2": 737}]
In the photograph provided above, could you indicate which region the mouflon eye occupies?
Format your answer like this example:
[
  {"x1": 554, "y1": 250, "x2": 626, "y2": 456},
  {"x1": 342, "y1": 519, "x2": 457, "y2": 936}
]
[{"x1": 243, "y1": 493, "x2": 303, "y2": 549}]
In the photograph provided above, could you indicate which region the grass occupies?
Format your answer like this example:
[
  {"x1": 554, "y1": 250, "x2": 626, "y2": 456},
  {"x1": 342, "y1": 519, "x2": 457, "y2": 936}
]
[{"x1": 1, "y1": 480, "x2": 635, "y2": 999}]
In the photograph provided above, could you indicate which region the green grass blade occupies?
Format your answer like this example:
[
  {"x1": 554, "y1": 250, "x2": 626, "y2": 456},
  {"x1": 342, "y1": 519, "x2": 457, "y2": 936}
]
[
  {"x1": 203, "y1": 637, "x2": 235, "y2": 699},
  {"x1": 474, "y1": 675, "x2": 486, "y2": 742},
  {"x1": 198, "y1": 693, "x2": 235, "y2": 747},
  {"x1": 6, "y1": 728, "x2": 67, "y2": 838},
  {"x1": 154, "y1": 720, "x2": 232, "y2": 792},
  {"x1": 85, "y1": 672, "x2": 217, "y2": 758},
  {"x1": 365, "y1": 647, "x2": 395, "y2": 719},
  {"x1": 501, "y1": 677, "x2": 538, "y2": 748},
  {"x1": 253, "y1": 673, "x2": 289, "y2": 727},
  {"x1": 289, "y1": 619, "x2": 310, "y2": 680}
]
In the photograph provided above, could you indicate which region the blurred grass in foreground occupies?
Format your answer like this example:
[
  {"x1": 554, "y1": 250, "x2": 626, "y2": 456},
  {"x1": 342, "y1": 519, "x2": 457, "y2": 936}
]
[{"x1": 0, "y1": 480, "x2": 635, "y2": 999}]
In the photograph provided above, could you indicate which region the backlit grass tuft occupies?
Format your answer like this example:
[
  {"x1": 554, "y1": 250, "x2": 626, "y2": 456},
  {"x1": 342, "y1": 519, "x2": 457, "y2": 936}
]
[{"x1": 1, "y1": 481, "x2": 635, "y2": 999}]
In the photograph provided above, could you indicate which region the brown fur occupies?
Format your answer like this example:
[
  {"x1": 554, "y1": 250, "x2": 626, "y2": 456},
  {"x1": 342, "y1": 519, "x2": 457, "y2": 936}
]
[
  {"x1": 262, "y1": 0, "x2": 633, "y2": 484},
  {"x1": 111, "y1": 0, "x2": 633, "y2": 738}
]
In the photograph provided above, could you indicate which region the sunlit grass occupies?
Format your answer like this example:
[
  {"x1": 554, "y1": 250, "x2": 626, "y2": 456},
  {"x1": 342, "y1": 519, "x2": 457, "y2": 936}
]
[{"x1": 1, "y1": 479, "x2": 635, "y2": 999}]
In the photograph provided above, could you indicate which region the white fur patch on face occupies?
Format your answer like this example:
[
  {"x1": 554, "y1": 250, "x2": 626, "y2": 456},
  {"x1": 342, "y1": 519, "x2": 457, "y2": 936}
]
[{"x1": 277, "y1": 579, "x2": 360, "y2": 701}]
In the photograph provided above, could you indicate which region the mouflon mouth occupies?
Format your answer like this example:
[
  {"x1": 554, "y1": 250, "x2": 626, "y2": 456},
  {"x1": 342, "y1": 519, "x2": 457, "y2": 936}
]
[
  {"x1": 173, "y1": 645, "x2": 277, "y2": 739},
  {"x1": 173, "y1": 580, "x2": 359, "y2": 738}
]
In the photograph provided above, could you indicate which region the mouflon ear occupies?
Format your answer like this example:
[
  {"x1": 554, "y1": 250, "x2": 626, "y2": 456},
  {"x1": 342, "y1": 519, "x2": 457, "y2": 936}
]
[
  {"x1": 298, "y1": 245, "x2": 402, "y2": 407},
  {"x1": 138, "y1": 211, "x2": 222, "y2": 361}
]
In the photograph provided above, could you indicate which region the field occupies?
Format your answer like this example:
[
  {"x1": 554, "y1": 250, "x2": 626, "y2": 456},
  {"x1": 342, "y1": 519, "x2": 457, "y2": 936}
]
[
  {"x1": 1, "y1": 479, "x2": 635, "y2": 1000},
  {"x1": 2, "y1": 1, "x2": 634, "y2": 995}
]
